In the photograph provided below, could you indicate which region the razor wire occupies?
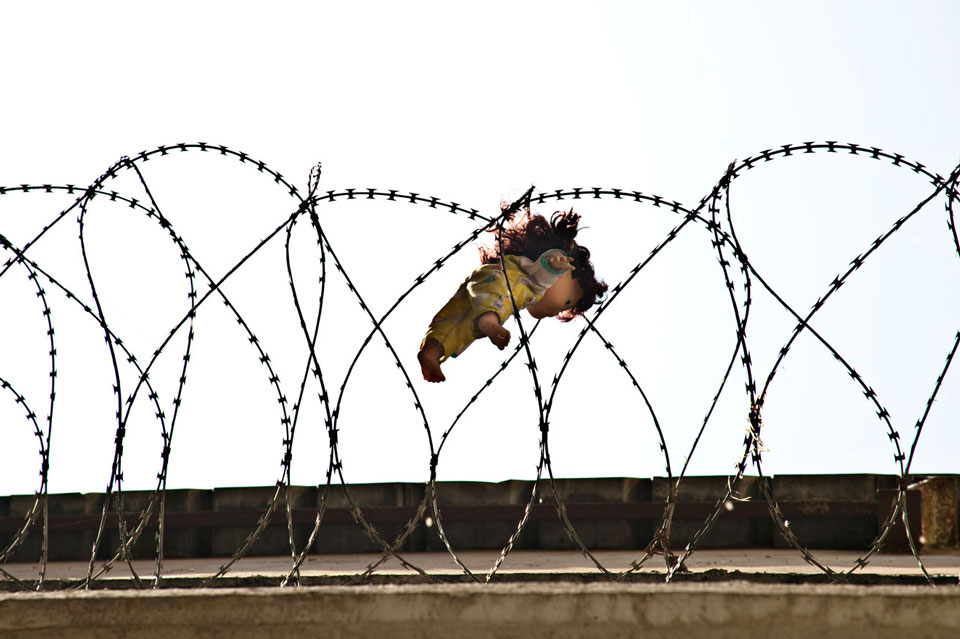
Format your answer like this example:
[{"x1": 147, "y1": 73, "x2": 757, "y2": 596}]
[{"x1": 0, "y1": 141, "x2": 956, "y2": 590}]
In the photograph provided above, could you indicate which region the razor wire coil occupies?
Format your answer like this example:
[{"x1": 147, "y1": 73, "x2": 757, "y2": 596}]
[{"x1": 0, "y1": 141, "x2": 957, "y2": 590}]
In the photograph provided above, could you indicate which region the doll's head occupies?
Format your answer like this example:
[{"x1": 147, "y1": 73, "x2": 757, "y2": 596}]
[{"x1": 480, "y1": 208, "x2": 608, "y2": 321}]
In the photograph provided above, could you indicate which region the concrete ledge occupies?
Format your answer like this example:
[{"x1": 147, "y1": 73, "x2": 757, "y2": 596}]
[
  {"x1": 3, "y1": 549, "x2": 958, "y2": 590},
  {"x1": 2, "y1": 582, "x2": 959, "y2": 639}
]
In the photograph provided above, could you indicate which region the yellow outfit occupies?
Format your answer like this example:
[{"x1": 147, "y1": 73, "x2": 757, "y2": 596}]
[{"x1": 422, "y1": 250, "x2": 566, "y2": 362}]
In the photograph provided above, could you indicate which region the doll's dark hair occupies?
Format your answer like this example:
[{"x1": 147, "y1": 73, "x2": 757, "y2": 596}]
[{"x1": 479, "y1": 208, "x2": 608, "y2": 321}]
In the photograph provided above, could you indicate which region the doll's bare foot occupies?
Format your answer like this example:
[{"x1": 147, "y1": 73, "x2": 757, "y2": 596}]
[
  {"x1": 418, "y1": 339, "x2": 446, "y2": 382},
  {"x1": 477, "y1": 312, "x2": 511, "y2": 350}
]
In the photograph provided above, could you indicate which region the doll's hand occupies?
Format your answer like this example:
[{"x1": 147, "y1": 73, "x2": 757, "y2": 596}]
[
  {"x1": 547, "y1": 253, "x2": 575, "y2": 273},
  {"x1": 477, "y1": 311, "x2": 511, "y2": 350},
  {"x1": 487, "y1": 324, "x2": 510, "y2": 350}
]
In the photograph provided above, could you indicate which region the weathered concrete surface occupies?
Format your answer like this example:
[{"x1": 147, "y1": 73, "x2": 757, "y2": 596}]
[
  {"x1": 2, "y1": 582, "x2": 959, "y2": 639},
  {"x1": 921, "y1": 477, "x2": 959, "y2": 548},
  {"x1": 2, "y1": 549, "x2": 957, "y2": 584}
]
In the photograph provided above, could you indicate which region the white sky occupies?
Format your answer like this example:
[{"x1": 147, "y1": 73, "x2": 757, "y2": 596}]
[{"x1": 1, "y1": 1, "x2": 958, "y2": 494}]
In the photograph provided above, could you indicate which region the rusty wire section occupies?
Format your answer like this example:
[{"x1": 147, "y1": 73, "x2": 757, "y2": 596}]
[{"x1": 0, "y1": 142, "x2": 957, "y2": 590}]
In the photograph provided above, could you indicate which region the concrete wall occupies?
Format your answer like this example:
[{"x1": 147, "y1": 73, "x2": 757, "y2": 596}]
[
  {"x1": 2, "y1": 583, "x2": 959, "y2": 639},
  {"x1": 1, "y1": 475, "x2": 956, "y2": 562}
]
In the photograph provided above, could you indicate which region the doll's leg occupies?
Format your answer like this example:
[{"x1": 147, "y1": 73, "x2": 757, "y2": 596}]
[
  {"x1": 476, "y1": 312, "x2": 511, "y2": 350},
  {"x1": 418, "y1": 338, "x2": 446, "y2": 383}
]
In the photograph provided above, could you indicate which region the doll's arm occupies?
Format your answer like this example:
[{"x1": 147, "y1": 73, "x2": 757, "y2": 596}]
[
  {"x1": 544, "y1": 251, "x2": 575, "y2": 274},
  {"x1": 517, "y1": 249, "x2": 574, "y2": 295}
]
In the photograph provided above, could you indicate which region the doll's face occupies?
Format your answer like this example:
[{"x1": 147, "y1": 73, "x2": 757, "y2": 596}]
[{"x1": 526, "y1": 270, "x2": 584, "y2": 319}]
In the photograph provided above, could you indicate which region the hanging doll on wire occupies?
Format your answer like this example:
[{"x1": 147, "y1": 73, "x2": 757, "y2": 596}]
[{"x1": 418, "y1": 198, "x2": 608, "y2": 382}]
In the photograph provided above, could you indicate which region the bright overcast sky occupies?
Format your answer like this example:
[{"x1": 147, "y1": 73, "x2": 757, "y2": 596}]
[{"x1": 1, "y1": 1, "x2": 958, "y2": 494}]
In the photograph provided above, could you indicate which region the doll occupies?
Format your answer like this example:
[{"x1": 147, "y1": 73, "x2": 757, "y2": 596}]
[{"x1": 418, "y1": 208, "x2": 607, "y2": 382}]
